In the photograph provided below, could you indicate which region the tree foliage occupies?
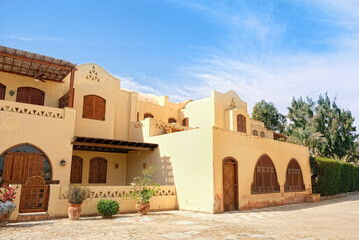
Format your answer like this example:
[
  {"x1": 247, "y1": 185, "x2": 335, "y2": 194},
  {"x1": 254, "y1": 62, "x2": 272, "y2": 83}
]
[{"x1": 252, "y1": 100, "x2": 287, "y2": 133}]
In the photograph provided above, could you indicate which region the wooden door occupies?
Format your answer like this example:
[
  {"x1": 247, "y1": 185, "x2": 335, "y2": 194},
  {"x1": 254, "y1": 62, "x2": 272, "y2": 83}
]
[
  {"x1": 20, "y1": 176, "x2": 48, "y2": 213},
  {"x1": 2, "y1": 152, "x2": 43, "y2": 184},
  {"x1": 16, "y1": 87, "x2": 45, "y2": 105},
  {"x1": 223, "y1": 159, "x2": 238, "y2": 211}
]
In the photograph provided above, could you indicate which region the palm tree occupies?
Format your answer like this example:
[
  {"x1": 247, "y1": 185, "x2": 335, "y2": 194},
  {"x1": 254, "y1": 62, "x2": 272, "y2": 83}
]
[{"x1": 287, "y1": 127, "x2": 327, "y2": 157}]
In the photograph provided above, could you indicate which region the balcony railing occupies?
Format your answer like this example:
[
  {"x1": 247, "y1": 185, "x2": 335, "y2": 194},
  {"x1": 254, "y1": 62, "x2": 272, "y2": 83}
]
[
  {"x1": 0, "y1": 100, "x2": 65, "y2": 119},
  {"x1": 58, "y1": 92, "x2": 69, "y2": 109}
]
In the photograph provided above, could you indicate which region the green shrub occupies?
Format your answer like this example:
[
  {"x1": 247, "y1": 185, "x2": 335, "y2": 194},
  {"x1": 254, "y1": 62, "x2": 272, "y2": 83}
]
[
  {"x1": 310, "y1": 157, "x2": 359, "y2": 196},
  {"x1": 96, "y1": 199, "x2": 119, "y2": 217}
]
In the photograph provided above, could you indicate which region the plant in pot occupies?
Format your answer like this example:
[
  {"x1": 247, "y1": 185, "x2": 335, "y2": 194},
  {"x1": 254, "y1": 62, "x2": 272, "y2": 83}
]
[
  {"x1": 0, "y1": 186, "x2": 17, "y2": 227},
  {"x1": 128, "y1": 166, "x2": 160, "y2": 215},
  {"x1": 97, "y1": 199, "x2": 119, "y2": 218},
  {"x1": 66, "y1": 185, "x2": 91, "y2": 220}
]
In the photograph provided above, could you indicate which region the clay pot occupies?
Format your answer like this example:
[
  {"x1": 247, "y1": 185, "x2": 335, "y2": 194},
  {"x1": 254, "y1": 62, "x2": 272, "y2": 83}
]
[
  {"x1": 136, "y1": 202, "x2": 150, "y2": 215},
  {"x1": 68, "y1": 204, "x2": 82, "y2": 220},
  {"x1": 0, "y1": 212, "x2": 12, "y2": 227}
]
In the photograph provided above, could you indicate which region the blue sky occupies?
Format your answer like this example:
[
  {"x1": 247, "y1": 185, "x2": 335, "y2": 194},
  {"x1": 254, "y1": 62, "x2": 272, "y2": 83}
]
[{"x1": 1, "y1": 0, "x2": 359, "y2": 126}]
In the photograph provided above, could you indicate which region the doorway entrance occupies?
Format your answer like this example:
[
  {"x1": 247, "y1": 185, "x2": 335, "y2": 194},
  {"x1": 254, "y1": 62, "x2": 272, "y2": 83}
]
[
  {"x1": 0, "y1": 144, "x2": 51, "y2": 213},
  {"x1": 223, "y1": 158, "x2": 238, "y2": 211}
]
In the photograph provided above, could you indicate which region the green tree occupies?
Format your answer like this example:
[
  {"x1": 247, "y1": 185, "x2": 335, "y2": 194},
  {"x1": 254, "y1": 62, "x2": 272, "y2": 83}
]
[
  {"x1": 287, "y1": 96, "x2": 315, "y2": 134},
  {"x1": 314, "y1": 94, "x2": 358, "y2": 158},
  {"x1": 286, "y1": 127, "x2": 326, "y2": 157},
  {"x1": 252, "y1": 100, "x2": 287, "y2": 133}
]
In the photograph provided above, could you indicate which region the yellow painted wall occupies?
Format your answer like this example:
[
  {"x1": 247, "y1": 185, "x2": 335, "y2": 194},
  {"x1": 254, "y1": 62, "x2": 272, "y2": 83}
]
[
  {"x1": 72, "y1": 150, "x2": 127, "y2": 186},
  {"x1": 0, "y1": 71, "x2": 66, "y2": 107},
  {"x1": 181, "y1": 97, "x2": 213, "y2": 128},
  {"x1": 250, "y1": 119, "x2": 273, "y2": 139},
  {"x1": 146, "y1": 127, "x2": 215, "y2": 213},
  {"x1": 212, "y1": 127, "x2": 311, "y2": 212}
]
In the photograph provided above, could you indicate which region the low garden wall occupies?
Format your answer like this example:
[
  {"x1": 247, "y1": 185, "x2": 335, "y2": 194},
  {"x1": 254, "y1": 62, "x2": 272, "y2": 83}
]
[
  {"x1": 10, "y1": 185, "x2": 178, "y2": 221},
  {"x1": 310, "y1": 157, "x2": 359, "y2": 196}
]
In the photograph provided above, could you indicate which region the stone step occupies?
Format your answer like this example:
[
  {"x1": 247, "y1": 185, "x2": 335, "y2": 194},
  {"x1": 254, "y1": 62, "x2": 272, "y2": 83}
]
[{"x1": 17, "y1": 212, "x2": 49, "y2": 222}]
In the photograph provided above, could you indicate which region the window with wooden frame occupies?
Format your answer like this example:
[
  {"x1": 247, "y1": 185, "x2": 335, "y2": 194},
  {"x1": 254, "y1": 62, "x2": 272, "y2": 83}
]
[
  {"x1": 251, "y1": 154, "x2": 280, "y2": 193},
  {"x1": 182, "y1": 118, "x2": 189, "y2": 127},
  {"x1": 168, "y1": 118, "x2": 176, "y2": 124},
  {"x1": 237, "y1": 114, "x2": 246, "y2": 133},
  {"x1": 70, "y1": 156, "x2": 83, "y2": 184},
  {"x1": 253, "y1": 130, "x2": 258, "y2": 136},
  {"x1": 144, "y1": 113, "x2": 154, "y2": 119},
  {"x1": 83, "y1": 95, "x2": 106, "y2": 121},
  {"x1": 16, "y1": 87, "x2": 45, "y2": 105},
  {"x1": 285, "y1": 159, "x2": 305, "y2": 192},
  {"x1": 89, "y1": 157, "x2": 107, "y2": 183},
  {"x1": 0, "y1": 83, "x2": 6, "y2": 100},
  {"x1": 260, "y1": 131, "x2": 265, "y2": 137}
]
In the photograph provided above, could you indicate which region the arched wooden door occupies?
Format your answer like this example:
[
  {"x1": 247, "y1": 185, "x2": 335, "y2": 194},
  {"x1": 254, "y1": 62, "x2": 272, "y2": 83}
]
[{"x1": 223, "y1": 158, "x2": 238, "y2": 211}]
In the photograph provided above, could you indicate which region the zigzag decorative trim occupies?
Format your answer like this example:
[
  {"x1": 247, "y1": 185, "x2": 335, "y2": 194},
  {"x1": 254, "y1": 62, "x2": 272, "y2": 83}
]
[{"x1": 0, "y1": 101, "x2": 64, "y2": 119}]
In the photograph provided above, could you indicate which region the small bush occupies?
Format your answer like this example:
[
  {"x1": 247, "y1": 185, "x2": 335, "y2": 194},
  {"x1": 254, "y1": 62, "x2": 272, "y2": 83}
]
[
  {"x1": 97, "y1": 199, "x2": 119, "y2": 217},
  {"x1": 310, "y1": 157, "x2": 359, "y2": 196}
]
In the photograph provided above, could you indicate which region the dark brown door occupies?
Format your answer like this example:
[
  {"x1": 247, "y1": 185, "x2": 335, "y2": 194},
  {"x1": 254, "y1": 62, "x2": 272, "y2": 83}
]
[
  {"x1": 223, "y1": 159, "x2": 238, "y2": 211},
  {"x1": 16, "y1": 87, "x2": 45, "y2": 105},
  {"x1": 2, "y1": 152, "x2": 43, "y2": 184}
]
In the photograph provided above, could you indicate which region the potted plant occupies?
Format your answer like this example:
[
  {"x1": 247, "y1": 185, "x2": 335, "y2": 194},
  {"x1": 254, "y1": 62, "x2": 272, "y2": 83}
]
[
  {"x1": 0, "y1": 186, "x2": 17, "y2": 227},
  {"x1": 128, "y1": 166, "x2": 160, "y2": 215},
  {"x1": 66, "y1": 185, "x2": 91, "y2": 220},
  {"x1": 96, "y1": 199, "x2": 119, "y2": 218}
]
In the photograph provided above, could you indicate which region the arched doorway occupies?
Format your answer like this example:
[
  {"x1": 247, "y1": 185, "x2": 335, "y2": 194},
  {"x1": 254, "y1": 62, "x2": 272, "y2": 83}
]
[
  {"x1": 0, "y1": 144, "x2": 51, "y2": 212},
  {"x1": 223, "y1": 157, "x2": 238, "y2": 211}
]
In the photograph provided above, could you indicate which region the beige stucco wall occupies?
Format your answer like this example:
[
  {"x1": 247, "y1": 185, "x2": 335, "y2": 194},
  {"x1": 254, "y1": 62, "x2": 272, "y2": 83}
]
[
  {"x1": 250, "y1": 119, "x2": 273, "y2": 139},
  {"x1": 146, "y1": 127, "x2": 215, "y2": 213},
  {"x1": 0, "y1": 101, "x2": 76, "y2": 186},
  {"x1": 72, "y1": 150, "x2": 127, "y2": 186},
  {"x1": 0, "y1": 72, "x2": 66, "y2": 107},
  {"x1": 212, "y1": 127, "x2": 311, "y2": 212}
]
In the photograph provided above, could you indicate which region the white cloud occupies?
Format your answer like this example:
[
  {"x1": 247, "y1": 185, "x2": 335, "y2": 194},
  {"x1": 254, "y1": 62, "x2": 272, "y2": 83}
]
[{"x1": 0, "y1": 34, "x2": 62, "y2": 42}]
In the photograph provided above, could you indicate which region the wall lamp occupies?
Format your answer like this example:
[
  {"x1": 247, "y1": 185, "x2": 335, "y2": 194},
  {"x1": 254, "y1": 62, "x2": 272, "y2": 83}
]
[{"x1": 60, "y1": 159, "x2": 66, "y2": 166}]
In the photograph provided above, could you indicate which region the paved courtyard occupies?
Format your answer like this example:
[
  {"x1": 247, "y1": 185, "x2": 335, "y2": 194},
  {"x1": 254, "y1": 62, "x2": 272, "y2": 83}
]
[{"x1": 1, "y1": 194, "x2": 359, "y2": 240}]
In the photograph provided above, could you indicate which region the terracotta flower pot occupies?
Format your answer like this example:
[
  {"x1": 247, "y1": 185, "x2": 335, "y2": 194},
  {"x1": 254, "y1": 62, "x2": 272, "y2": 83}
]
[
  {"x1": 0, "y1": 212, "x2": 12, "y2": 227},
  {"x1": 136, "y1": 202, "x2": 150, "y2": 215},
  {"x1": 68, "y1": 204, "x2": 82, "y2": 220}
]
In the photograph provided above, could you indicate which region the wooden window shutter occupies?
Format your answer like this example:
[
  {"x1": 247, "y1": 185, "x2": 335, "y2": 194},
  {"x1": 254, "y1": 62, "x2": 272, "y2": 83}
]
[
  {"x1": 2, "y1": 154, "x2": 14, "y2": 181},
  {"x1": 16, "y1": 87, "x2": 44, "y2": 105},
  {"x1": 89, "y1": 157, "x2": 107, "y2": 183},
  {"x1": 285, "y1": 159, "x2": 305, "y2": 192},
  {"x1": 0, "y1": 83, "x2": 6, "y2": 100},
  {"x1": 251, "y1": 154, "x2": 280, "y2": 194},
  {"x1": 237, "y1": 114, "x2": 246, "y2": 133},
  {"x1": 70, "y1": 156, "x2": 83, "y2": 184},
  {"x1": 182, "y1": 118, "x2": 189, "y2": 127},
  {"x1": 83, "y1": 95, "x2": 106, "y2": 121}
]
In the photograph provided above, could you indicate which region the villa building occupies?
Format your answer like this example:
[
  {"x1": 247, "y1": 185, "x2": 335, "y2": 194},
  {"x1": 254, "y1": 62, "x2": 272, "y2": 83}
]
[{"x1": 0, "y1": 46, "x2": 312, "y2": 221}]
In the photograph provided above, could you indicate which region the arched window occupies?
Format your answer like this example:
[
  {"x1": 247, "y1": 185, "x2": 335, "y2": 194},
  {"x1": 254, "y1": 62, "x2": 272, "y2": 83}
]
[
  {"x1": 0, "y1": 144, "x2": 51, "y2": 184},
  {"x1": 251, "y1": 154, "x2": 280, "y2": 193},
  {"x1": 260, "y1": 131, "x2": 265, "y2": 138},
  {"x1": 0, "y1": 83, "x2": 6, "y2": 100},
  {"x1": 237, "y1": 114, "x2": 246, "y2": 133},
  {"x1": 144, "y1": 113, "x2": 154, "y2": 119},
  {"x1": 70, "y1": 156, "x2": 83, "y2": 184},
  {"x1": 16, "y1": 87, "x2": 45, "y2": 105},
  {"x1": 285, "y1": 159, "x2": 305, "y2": 192},
  {"x1": 253, "y1": 130, "x2": 258, "y2": 136},
  {"x1": 89, "y1": 157, "x2": 107, "y2": 183},
  {"x1": 83, "y1": 95, "x2": 106, "y2": 120},
  {"x1": 168, "y1": 118, "x2": 176, "y2": 124},
  {"x1": 182, "y1": 118, "x2": 189, "y2": 127}
]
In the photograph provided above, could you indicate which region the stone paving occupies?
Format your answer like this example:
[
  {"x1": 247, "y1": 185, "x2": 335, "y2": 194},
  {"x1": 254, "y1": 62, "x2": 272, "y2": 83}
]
[{"x1": 1, "y1": 194, "x2": 359, "y2": 240}]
